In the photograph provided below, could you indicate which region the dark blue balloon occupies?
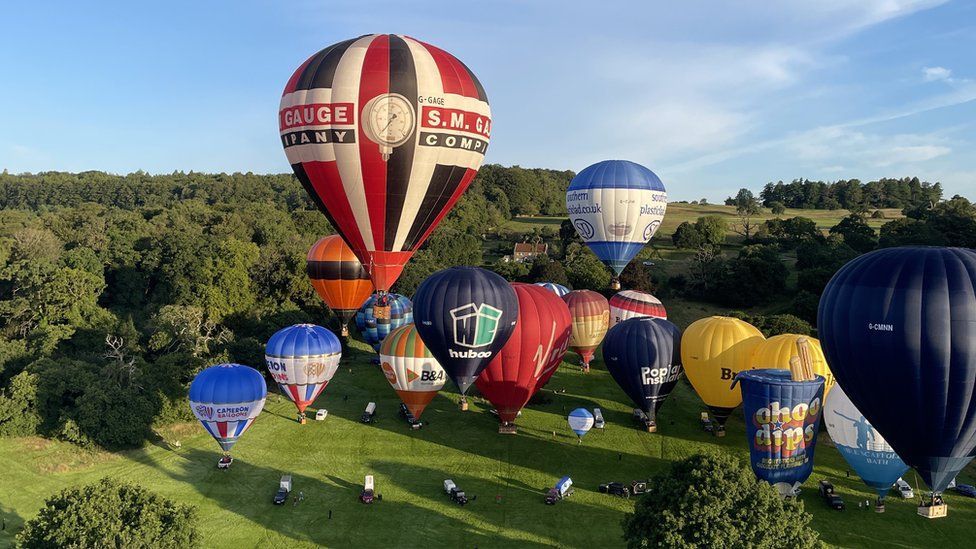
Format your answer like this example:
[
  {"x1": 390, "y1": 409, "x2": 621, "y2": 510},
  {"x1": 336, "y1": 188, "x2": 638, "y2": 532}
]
[
  {"x1": 413, "y1": 267, "x2": 518, "y2": 394},
  {"x1": 819, "y1": 247, "x2": 976, "y2": 494},
  {"x1": 602, "y1": 317, "x2": 681, "y2": 421},
  {"x1": 734, "y1": 369, "x2": 825, "y2": 496}
]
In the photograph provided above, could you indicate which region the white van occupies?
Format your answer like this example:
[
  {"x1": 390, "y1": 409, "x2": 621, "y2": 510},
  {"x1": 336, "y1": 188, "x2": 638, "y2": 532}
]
[
  {"x1": 444, "y1": 479, "x2": 457, "y2": 494},
  {"x1": 894, "y1": 478, "x2": 914, "y2": 499},
  {"x1": 593, "y1": 408, "x2": 605, "y2": 429},
  {"x1": 361, "y1": 402, "x2": 376, "y2": 423},
  {"x1": 315, "y1": 409, "x2": 328, "y2": 421}
]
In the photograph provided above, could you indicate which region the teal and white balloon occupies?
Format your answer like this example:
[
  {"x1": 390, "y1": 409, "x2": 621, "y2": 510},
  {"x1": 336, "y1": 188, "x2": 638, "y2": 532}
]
[{"x1": 568, "y1": 408, "x2": 594, "y2": 441}]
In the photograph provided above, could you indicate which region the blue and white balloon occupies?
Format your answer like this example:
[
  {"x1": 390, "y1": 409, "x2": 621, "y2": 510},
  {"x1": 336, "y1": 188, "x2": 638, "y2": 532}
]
[
  {"x1": 534, "y1": 282, "x2": 570, "y2": 297},
  {"x1": 568, "y1": 408, "x2": 594, "y2": 439},
  {"x1": 189, "y1": 364, "x2": 267, "y2": 453}
]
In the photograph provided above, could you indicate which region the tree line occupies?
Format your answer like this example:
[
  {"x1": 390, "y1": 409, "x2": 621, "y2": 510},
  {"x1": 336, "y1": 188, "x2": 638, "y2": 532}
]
[{"x1": 728, "y1": 176, "x2": 943, "y2": 212}]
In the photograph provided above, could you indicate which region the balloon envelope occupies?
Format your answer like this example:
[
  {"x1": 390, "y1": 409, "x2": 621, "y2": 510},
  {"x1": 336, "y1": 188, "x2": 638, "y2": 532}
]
[
  {"x1": 565, "y1": 160, "x2": 667, "y2": 277},
  {"x1": 534, "y1": 282, "x2": 570, "y2": 297},
  {"x1": 475, "y1": 284, "x2": 571, "y2": 423},
  {"x1": 379, "y1": 323, "x2": 446, "y2": 419},
  {"x1": 562, "y1": 290, "x2": 610, "y2": 367},
  {"x1": 265, "y1": 324, "x2": 341, "y2": 414},
  {"x1": 413, "y1": 267, "x2": 519, "y2": 394},
  {"x1": 819, "y1": 246, "x2": 976, "y2": 493},
  {"x1": 824, "y1": 384, "x2": 908, "y2": 498},
  {"x1": 189, "y1": 364, "x2": 267, "y2": 452},
  {"x1": 306, "y1": 235, "x2": 374, "y2": 334},
  {"x1": 568, "y1": 408, "x2": 594, "y2": 438},
  {"x1": 608, "y1": 290, "x2": 666, "y2": 328},
  {"x1": 734, "y1": 369, "x2": 824, "y2": 497},
  {"x1": 681, "y1": 316, "x2": 765, "y2": 425},
  {"x1": 603, "y1": 317, "x2": 682, "y2": 421},
  {"x1": 750, "y1": 334, "x2": 835, "y2": 398},
  {"x1": 281, "y1": 35, "x2": 492, "y2": 291},
  {"x1": 356, "y1": 293, "x2": 413, "y2": 351}
]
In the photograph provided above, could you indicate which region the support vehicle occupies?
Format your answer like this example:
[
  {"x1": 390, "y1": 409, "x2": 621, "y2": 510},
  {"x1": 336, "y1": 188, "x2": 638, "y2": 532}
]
[
  {"x1": 399, "y1": 403, "x2": 423, "y2": 429},
  {"x1": 953, "y1": 483, "x2": 976, "y2": 498},
  {"x1": 598, "y1": 482, "x2": 629, "y2": 498},
  {"x1": 361, "y1": 402, "x2": 376, "y2": 424},
  {"x1": 361, "y1": 475, "x2": 381, "y2": 504},
  {"x1": 632, "y1": 408, "x2": 654, "y2": 431},
  {"x1": 545, "y1": 476, "x2": 574, "y2": 505},
  {"x1": 444, "y1": 479, "x2": 468, "y2": 505},
  {"x1": 593, "y1": 408, "x2": 605, "y2": 429},
  {"x1": 273, "y1": 475, "x2": 292, "y2": 505},
  {"x1": 818, "y1": 480, "x2": 845, "y2": 510},
  {"x1": 894, "y1": 478, "x2": 914, "y2": 499},
  {"x1": 315, "y1": 409, "x2": 328, "y2": 421}
]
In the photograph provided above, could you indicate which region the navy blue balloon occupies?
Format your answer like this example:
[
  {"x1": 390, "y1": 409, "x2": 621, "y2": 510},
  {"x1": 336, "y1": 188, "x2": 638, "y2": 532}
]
[
  {"x1": 603, "y1": 317, "x2": 682, "y2": 421},
  {"x1": 819, "y1": 247, "x2": 976, "y2": 494},
  {"x1": 413, "y1": 267, "x2": 519, "y2": 394}
]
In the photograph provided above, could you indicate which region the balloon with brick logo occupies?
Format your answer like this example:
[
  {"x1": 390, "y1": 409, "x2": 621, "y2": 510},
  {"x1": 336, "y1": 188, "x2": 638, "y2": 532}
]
[
  {"x1": 265, "y1": 324, "x2": 342, "y2": 418},
  {"x1": 379, "y1": 323, "x2": 446, "y2": 419},
  {"x1": 189, "y1": 364, "x2": 267, "y2": 454},
  {"x1": 356, "y1": 292, "x2": 413, "y2": 351}
]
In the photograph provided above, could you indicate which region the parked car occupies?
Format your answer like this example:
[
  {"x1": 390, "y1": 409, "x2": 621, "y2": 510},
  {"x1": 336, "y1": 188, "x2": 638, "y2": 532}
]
[
  {"x1": 273, "y1": 475, "x2": 292, "y2": 505},
  {"x1": 894, "y1": 478, "x2": 914, "y2": 499},
  {"x1": 818, "y1": 480, "x2": 845, "y2": 510},
  {"x1": 315, "y1": 409, "x2": 328, "y2": 421},
  {"x1": 361, "y1": 402, "x2": 376, "y2": 424},
  {"x1": 444, "y1": 479, "x2": 468, "y2": 505},
  {"x1": 593, "y1": 408, "x2": 605, "y2": 429},
  {"x1": 953, "y1": 484, "x2": 976, "y2": 498},
  {"x1": 598, "y1": 482, "x2": 629, "y2": 498},
  {"x1": 361, "y1": 474, "x2": 381, "y2": 504},
  {"x1": 545, "y1": 476, "x2": 574, "y2": 505}
]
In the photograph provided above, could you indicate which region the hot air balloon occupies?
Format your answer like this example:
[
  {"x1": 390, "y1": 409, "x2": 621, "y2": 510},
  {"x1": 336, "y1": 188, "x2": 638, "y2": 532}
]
[
  {"x1": 307, "y1": 235, "x2": 374, "y2": 336},
  {"x1": 750, "y1": 334, "x2": 835, "y2": 398},
  {"x1": 379, "y1": 323, "x2": 446, "y2": 420},
  {"x1": 280, "y1": 35, "x2": 492, "y2": 293},
  {"x1": 475, "y1": 283, "x2": 571, "y2": 432},
  {"x1": 565, "y1": 160, "x2": 667, "y2": 289},
  {"x1": 189, "y1": 364, "x2": 267, "y2": 466},
  {"x1": 602, "y1": 317, "x2": 682, "y2": 432},
  {"x1": 562, "y1": 290, "x2": 610, "y2": 371},
  {"x1": 535, "y1": 282, "x2": 570, "y2": 297},
  {"x1": 819, "y1": 247, "x2": 976, "y2": 508},
  {"x1": 413, "y1": 267, "x2": 518, "y2": 408},
  {"x1": 265, "y1": 324, "x2": 342, "y2": 423},
  {"x1": 824, "y1": 383, "x2": 908, "y2": 509},
  {"x1": 681, "y1": 316, "x2": 765, "y2": 436},
  {"x1": 608, "y1": 290, "x2": 666, "y2": 328},
  {"x1": 356, "y1": 292, "x2": 413, "y2": 351},
  {"x1": 568, "y1": 408, "x2": 594, "y2": 442},
  {"x1": 732, "y1": 369, "x2": 825, "y2": 497}
]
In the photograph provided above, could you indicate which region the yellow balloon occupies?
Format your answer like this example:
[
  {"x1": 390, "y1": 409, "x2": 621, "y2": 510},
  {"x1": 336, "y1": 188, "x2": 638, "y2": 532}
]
[
  {"x1": 681, "y1": 316, "x2": 765, "y2": 425},
  {"x1": 749, "y1": 333, "x2": 835, "y2": 397}
]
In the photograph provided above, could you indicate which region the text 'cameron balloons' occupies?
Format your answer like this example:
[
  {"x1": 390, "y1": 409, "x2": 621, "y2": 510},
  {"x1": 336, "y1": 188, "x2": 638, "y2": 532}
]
[
  {"x1": 750, "y1": 334, "x2": 835, "y2": 398},
  {"x1": 566, "y1": 160, "x2": 667, "y2": 288},
  {"x1": 307, "y1": 235, "x2": 374, "y2": 336},
  {"x1": 281, "y1": 35, "x2": 492, "y2": 292},
  {"x1": 379, "y1": 324, "x2": 446, "y2": 419},
  {"x1": 563, "y1": 290, "x2": 610, "y2": 369},
  {"x1": 732, "y1": 369, "x2": 824, "y2": 497},
  {"x1": 189, "y1": 364, "x2": 267, "y2": 453},
  {"x1": 265, "y1": 324, "x2": 341, "y2": 415},
  {"x1": 609, "y1": 290, "x2": 666, "y2": 328},
  {"x1": 413, "y1": 267, "x2": 518, "y2": 395},
  {"x1": 356, "y1": 293, "x2": 413, "y2": 351},
  {"x1": 568, "y1": 408, "x2": 594, "y2": 439},
  {"x1": 475, "y1": 284, "x2": 571, "y2": 424},
  {"x1": 819, "y1": 247, "x2": 976, "y2": 495},
  {"x1": 603, "y1": 317, "x2": 682, "y2": 427},
  {"x1": 682, "y1": 316, "x2": 765, "y2": 433},
  {"x1": 825, "y1": 384, "x2": 908, "y2": 500},
  {"x1": 534, "y1": 282, "x2": 569, "y2": 297}
]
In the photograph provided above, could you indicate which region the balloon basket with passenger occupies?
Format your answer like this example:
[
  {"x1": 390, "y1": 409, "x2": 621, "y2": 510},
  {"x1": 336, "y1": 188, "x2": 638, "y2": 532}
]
[
  {"x1": 918, "y1": 494, "x2": 947, "y2": 518},
  {"x1": 217, "y1": 454, "x2": 233, "y2": 470},
  {"x1": 498, "y1": 422, "x2": 517, "y2": 435}
]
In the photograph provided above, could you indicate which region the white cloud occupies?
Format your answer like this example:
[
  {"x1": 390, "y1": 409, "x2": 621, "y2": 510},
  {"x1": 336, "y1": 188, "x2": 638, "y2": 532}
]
[{"x1": 923, "y1": 66, "x2": 953, "y2": 82}]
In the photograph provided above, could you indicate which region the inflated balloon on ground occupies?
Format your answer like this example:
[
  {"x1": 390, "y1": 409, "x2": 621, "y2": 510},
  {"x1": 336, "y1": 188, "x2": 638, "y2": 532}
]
[
  {"x1": 356, "y1": 293, "x2": 413, "y2": 351},
  {"x1": 562, "y1": 290, "x2": 610, "y2": 370},
  {"x1": 750, "y1": 334, "x2": 835, "y2": 397},
  {"x1": 379, "y1": 323, "x2": 446, "y2": 419},
  {"x1": 265, "y1": 324, "x2": 342, "y2": 419},
  {"x1": 608, "y1": 290, "x2": 666, "y2": 328},
  {"x1": 306, "y1": 235, "x2": 374, "y2": 336},
  {"x1": 189, "y1": 364, "x2": 267, "y2": 454},
  {"x1": 534, "y1": 282, "x2": 570, "y2": 297}
]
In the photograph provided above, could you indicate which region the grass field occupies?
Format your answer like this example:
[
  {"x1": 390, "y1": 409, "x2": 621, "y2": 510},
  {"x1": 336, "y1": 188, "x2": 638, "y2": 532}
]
[{"x1": 2, "y1": 335, "x2": 974, "y2": 549}]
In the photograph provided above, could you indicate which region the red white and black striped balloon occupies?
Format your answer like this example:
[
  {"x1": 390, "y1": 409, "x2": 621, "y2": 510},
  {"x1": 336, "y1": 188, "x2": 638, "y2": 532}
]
[
  {"x1": 280, "y1": 34, "x2": 491, "y2": 292},
  {"x1": 609, "y1": 290, "x2": 667, "y2": 328}
]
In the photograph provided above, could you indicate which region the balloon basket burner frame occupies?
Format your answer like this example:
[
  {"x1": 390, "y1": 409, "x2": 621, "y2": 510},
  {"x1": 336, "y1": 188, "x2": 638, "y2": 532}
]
[{"x1": 917, "y1": 504, "x2": 947, "y2": 518}]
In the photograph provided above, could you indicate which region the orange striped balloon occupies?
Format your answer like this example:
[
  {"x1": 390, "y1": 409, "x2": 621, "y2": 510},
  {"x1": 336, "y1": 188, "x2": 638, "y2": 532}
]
[
  {"x1": 379, "y1": 324, "x2": 446, "y2": 419},
  {"x1": 562, "y1": 290, "x2": 610, "y2": 368},
  {"x1": 307, "y1": 236, "x2": 375, "y2": 336}
]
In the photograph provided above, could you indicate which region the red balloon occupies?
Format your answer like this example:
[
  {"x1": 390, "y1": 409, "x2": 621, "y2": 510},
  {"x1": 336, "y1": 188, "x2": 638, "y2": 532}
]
[{"x1": 475, "y1": 283, "x2": 572, "y2": 423}]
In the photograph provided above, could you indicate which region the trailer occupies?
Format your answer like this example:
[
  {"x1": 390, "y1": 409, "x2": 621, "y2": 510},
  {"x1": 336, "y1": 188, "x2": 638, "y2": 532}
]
[
  {"x1": 545, "y1": 476, "x2": 574, "y2": 505},
  {"x1": 273, "y1": 475, "x2": 292, "y2": 505},
  {"x1": 444, "y1": 479, "x2": 468, "y2": 505},
  {"x1": 361, "y1": 402, "x2": 376, "y2": 424},
  {"x1": 361, "y1": 474, "x2": 378, "y2": 504}
]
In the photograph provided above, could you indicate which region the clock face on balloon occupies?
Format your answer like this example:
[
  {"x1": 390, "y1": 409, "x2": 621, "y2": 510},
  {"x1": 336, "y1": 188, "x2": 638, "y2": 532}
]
[{"x1": 362, "y1": 93, "x2": 416, "y2": 160}]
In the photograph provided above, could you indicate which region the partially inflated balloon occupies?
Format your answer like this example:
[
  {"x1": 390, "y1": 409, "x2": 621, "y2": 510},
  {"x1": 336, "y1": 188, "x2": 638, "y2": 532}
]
[
  {"x1": 681, "y1": 316, "x2": 765, "y2": 431},
  {"x1": 819, "y1": 247, "x2": 976, "y2": 495},
  {"x1": 189, "y1": 364, "x2": 267, "y2": 453},
  {"x1": 608, "y1": 290, "x2": 666, "y2": 328},
  {"x1": 413, "y1": 267, "x2": 518, "y2": 395},
  {"x1": 566, "y1": 160, "x2": 667, "y2": 288},
  {"x1": 603, "y1": 317, "x2": 682, "y2": 427},
  {"x1": 475, "y1": 284, "x2": 571, "y2": 424},
  {"x1": 307, "y1": 235, "x2": 374, "y2": 336},
  {"x1": 356, "y1": 293, "x2": 413, "y2": 351},
  {"x1": 750, "y1": 334, "x2": 834, "y2": 398},
  {"x1": 534, "y1": 282, "x2": 569, "y2": 297},
  {"x1": 265, "y1": 324, "x2": 341, "y2": 415},
  {"x1": 562, "y1": 290, "x2": 610, "y2": 368},
  {"x1": 281, "y1": 35, "x2": 492, "y2": 291},
  {"x1": 379, "y1": 324, "x2": 445, "y2": 419},
  {"x1": 824, "y1": 384, "x2": 908, "y2": 500}
]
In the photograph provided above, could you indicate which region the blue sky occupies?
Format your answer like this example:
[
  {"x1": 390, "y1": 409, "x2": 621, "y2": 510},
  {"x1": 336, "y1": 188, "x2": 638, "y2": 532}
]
[{"x1": 2, "y1": 0, "x2": 975, "y2": 201}]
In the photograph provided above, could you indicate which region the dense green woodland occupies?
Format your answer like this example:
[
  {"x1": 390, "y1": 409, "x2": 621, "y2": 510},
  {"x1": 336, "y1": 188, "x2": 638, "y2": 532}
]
[{"x1": 0, "y1": 167, "x2": 974, "y2": 453}]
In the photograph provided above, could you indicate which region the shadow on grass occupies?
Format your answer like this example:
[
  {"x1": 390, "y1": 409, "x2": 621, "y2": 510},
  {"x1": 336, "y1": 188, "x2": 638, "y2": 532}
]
[{"x1": 0, "y1": 503, "x2": 24, "y2": 547}]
